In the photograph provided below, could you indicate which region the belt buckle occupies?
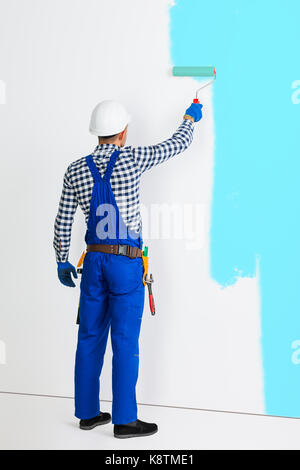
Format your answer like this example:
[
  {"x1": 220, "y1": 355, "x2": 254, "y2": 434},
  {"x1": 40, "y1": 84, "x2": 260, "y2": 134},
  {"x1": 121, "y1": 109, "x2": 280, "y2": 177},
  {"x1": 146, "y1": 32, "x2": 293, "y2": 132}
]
[{"x1": 118, "y1": 245, "x2": 128, "y2": 257}]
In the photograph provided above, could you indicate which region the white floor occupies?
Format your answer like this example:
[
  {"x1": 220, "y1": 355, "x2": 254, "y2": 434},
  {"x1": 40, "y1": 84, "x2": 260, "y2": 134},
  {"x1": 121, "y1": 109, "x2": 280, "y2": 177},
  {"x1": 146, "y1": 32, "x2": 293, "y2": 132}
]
[{"x1": 0, "y1": 392, "x2": 300, "y2": 450}]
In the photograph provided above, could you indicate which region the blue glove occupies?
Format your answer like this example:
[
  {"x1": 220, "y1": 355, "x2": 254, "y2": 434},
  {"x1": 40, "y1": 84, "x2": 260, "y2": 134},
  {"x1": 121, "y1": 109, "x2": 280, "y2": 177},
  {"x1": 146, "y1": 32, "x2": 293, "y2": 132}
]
[
  {"x1": 185, "y1": 103, "x2": 203, "y2": 122},
  {"x1": 57, "y1": 261, "x2": 78, "y2": 287}
]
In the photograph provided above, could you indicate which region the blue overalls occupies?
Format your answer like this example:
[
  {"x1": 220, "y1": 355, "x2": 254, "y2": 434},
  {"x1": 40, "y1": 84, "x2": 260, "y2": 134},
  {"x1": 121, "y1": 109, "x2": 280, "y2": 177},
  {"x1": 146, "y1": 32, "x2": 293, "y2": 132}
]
[{"x1": 74, "y1": 150, "x2": 145, "y2": 425}]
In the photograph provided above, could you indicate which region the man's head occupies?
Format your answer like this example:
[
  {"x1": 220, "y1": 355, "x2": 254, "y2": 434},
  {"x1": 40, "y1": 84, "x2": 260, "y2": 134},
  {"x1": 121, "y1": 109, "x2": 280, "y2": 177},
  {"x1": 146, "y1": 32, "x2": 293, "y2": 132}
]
[{"x1": 89, "y1": 100, "x2": 130, "y2": 148}]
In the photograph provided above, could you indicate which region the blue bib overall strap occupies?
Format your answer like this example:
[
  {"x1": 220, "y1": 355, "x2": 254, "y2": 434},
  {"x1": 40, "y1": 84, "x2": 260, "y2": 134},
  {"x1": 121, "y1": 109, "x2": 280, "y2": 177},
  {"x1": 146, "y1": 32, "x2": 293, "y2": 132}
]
[
  {"x1": 84, "y1": 151, "x2": 142, "y2": 249},
  {"x1": 85, "y1": 154, "x2": 103, "y2": 181},
  {"x1": 75, "y1": 149, "x2": 145, "y2": 425},
  {"x1": 103, "y1": 149, "x2": 120, "y2": 182}
]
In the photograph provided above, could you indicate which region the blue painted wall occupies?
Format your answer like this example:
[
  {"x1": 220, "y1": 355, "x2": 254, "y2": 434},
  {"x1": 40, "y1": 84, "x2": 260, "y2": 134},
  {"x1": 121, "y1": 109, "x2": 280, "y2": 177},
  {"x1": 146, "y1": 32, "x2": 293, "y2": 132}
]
[{"x1": 170, "y1": 0, "x2": 300, "y2": 417}]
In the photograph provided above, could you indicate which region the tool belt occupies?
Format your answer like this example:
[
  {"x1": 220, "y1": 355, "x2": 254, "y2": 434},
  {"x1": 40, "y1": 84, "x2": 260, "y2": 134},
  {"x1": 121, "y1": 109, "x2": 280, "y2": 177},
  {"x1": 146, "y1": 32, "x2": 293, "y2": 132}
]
[
  {"x1": 76, "y1": 244, "x2": 156, "y2": 321},
  {"x1": 86, "y1": 244, "x2": 143, "y2": 259}
]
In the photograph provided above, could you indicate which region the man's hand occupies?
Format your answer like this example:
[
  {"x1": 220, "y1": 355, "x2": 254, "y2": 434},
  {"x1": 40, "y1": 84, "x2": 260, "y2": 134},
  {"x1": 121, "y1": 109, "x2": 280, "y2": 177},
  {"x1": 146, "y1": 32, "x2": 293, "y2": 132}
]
[
  {"x1": 184, "y1": 103, "x2": 203, "y2": 123},
  {"x1": 57, "y1": 261, "x2": 78, "y2": 287}
]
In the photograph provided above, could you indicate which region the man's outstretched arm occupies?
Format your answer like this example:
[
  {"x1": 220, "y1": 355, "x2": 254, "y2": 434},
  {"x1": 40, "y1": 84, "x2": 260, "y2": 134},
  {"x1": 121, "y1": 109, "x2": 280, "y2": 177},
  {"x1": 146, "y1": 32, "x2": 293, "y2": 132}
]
[{"x1": 132, "y1": 103, "x2": 203, "y2": 173}]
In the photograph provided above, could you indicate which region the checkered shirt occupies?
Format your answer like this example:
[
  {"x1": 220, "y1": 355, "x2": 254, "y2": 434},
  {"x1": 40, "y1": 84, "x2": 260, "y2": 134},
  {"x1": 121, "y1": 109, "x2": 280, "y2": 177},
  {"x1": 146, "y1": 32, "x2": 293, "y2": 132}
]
[{"x1": 53, "y1": 119, "x2": 194, "y2": 262}]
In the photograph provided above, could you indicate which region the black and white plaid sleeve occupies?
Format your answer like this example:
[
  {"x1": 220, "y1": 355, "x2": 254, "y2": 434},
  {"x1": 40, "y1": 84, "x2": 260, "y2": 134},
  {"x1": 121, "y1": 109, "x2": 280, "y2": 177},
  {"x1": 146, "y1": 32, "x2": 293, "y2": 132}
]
[
  {"x1": 132, "y1": 119, "x2": 194, "y2": 173},
  {"x1": 53, "y1": 166, "x2": 78, "y2": 263}
]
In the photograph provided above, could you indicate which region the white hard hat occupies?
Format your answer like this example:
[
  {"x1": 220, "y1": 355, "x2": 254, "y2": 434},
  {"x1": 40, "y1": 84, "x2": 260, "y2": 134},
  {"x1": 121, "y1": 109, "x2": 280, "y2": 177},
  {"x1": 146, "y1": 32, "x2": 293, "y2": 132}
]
[{"x1": 89, "y1": 100, "x2": 131, "y2": 136}]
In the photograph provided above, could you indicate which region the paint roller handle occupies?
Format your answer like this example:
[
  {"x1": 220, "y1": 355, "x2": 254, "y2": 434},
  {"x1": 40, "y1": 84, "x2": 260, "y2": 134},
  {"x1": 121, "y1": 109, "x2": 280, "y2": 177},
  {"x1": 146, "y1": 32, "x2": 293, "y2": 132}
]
[{"x1": 185, "y1": 103, "x2": 203, "y2": 122}]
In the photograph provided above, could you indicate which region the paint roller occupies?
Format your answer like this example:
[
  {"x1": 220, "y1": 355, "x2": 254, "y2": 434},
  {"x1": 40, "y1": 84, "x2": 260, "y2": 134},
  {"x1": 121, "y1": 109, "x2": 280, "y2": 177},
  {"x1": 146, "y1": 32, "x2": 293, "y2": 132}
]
[{"x1": 172, "y1": 66, "x2": 217, "y2": 103}]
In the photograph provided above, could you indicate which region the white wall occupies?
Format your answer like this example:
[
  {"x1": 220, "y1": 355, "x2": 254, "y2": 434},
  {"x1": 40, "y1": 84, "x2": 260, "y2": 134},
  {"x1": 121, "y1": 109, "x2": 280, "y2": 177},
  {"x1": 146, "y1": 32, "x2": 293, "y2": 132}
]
[{"x1": 0, "y1": 0, "x2": 264, "y2": 415}]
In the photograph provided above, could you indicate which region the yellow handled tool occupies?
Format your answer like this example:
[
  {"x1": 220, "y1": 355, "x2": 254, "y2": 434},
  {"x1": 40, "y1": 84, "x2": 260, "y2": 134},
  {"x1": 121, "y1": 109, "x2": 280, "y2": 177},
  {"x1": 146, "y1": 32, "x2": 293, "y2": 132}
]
[
  {"x1": 77, "y1": 251, "x2": 86, "y2": 274},
  {"x1": 142, "y1": 247, "x2": 156, "y2": 315},
  {"x1": 142, "y1": 246, "x2": 149, "y2": 286}
]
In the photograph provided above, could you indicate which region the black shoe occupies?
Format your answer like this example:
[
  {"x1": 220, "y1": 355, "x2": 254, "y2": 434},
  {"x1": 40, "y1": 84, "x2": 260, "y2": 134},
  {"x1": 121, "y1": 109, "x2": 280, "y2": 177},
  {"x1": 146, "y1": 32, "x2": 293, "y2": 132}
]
[
  {"x1": 114, "y1": 419, "x2": 158, "y2": 439},
  {"x1": 79, "y1": 412, "x2": 111, "y2": 430}
]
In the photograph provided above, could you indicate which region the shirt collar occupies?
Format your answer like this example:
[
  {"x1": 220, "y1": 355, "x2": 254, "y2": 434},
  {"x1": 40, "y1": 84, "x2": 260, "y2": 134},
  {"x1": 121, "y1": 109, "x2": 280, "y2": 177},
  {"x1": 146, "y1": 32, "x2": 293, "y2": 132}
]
[{"x1": 93, "y1": 143, "x2": 120, "y2": 154}]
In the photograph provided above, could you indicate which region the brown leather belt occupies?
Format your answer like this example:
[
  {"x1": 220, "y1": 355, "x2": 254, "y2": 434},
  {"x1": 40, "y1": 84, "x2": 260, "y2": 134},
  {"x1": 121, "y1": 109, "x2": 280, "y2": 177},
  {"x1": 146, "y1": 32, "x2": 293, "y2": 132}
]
[{"x1": 87, "y1": 244, "x2": 143, "y2": 259}]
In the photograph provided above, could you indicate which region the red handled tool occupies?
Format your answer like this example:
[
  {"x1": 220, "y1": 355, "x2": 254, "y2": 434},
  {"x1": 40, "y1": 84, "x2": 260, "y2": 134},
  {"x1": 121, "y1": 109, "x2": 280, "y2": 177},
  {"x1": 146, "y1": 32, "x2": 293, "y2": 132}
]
[{"x1": 145, "y1": 274, "x2": 156, "y2": 316}]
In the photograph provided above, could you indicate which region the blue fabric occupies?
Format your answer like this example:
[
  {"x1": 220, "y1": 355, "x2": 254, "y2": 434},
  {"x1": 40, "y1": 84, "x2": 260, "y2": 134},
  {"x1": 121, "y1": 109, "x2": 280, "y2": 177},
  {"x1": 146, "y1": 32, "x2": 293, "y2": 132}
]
[
  {"x1": 75, "y1": 149, "x2": 145, "y2": 424},
  {"x1": 185, "y1": 103, "x2": 203, "y2": 122},
  {"x1": 75, "y1": 252, "x2": 145, "y2": 423},
  {"x1": 57, "y1": 261, "x2": 78, "y2": 287},
  {"x1": 85, "y1": 152, "x2": 142, "y2": 248}
]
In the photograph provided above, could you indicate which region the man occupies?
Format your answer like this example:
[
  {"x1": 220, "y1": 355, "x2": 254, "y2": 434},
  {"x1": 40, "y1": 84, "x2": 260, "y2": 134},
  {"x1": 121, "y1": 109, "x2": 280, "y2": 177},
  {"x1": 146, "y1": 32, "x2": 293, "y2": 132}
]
[{"x1": 54, "y1": 99, "x2": 203, "y2": 439}]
